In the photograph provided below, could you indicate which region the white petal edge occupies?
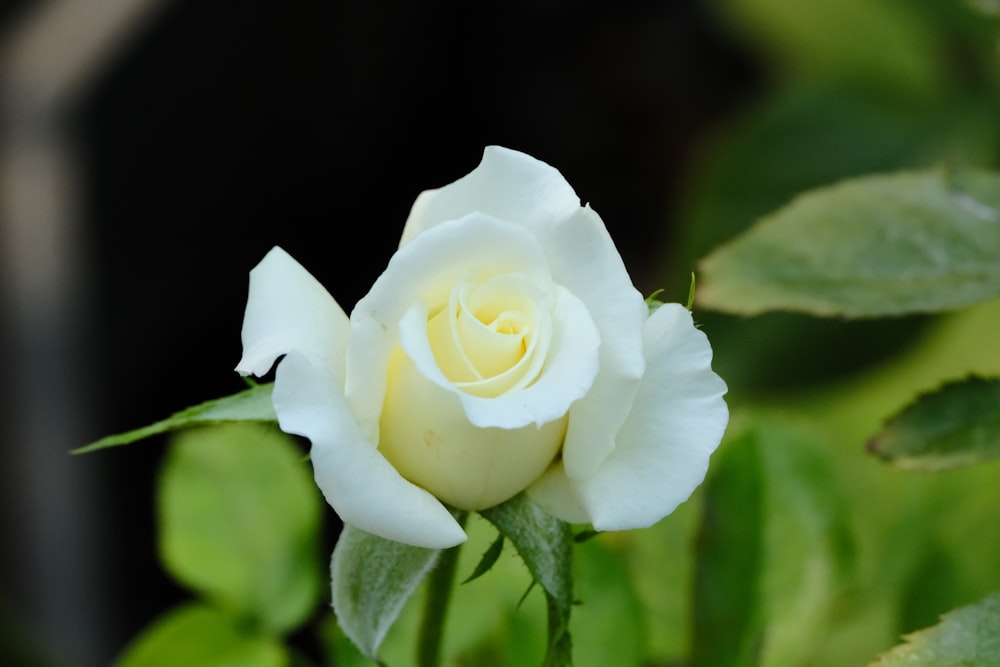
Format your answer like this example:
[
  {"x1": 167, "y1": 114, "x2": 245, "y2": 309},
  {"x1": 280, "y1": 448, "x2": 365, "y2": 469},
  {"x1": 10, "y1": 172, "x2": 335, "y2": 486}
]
[
  {"x1": 236, "y1": 246, "x2": 351, "y2": 388},
  {"x1": 398, "y1": 283, "x2": 600, "y2": 429},
  {"x1": 528, "y1": 304, "x2": 728, "y2": 530},
  {"x1": 399, "y1": 146, "x2": 582, "y2": 248},
  {"x1": 346, "y1": 214, "x2": 552, "y2": 441},
  {"x1": 273, "y1": 349, "x2": 466, "y2": 549},
  {"x1": 543, "y1": 206, "x2": 647, "y2": 481}
]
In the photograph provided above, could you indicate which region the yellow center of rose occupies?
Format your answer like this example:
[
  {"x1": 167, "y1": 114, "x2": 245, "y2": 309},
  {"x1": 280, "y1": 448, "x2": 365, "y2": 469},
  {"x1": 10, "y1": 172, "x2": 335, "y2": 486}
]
[
  {"x1": 378, "y1": 274, "x2": 566, "y2": 510},
  {"x1": 425, "y1": 275, "x2": 539, "y2": 397}
]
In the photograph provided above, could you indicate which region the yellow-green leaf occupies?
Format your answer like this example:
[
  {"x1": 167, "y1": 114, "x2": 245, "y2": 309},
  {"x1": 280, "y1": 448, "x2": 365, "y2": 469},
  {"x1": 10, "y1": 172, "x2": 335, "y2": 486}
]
[
  {"x1": 158, "y1": 424, "x2": 322, "y2": 633},
  {"x1": 115, "y1": 604, "x2": 287, "y2": 667}
]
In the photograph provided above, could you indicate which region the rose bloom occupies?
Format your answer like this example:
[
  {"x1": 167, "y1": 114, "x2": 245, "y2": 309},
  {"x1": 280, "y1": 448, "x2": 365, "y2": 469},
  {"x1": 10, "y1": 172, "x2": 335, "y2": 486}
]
[{"x1": 236, "y1": 147, "x2": 728, "y2": 548}]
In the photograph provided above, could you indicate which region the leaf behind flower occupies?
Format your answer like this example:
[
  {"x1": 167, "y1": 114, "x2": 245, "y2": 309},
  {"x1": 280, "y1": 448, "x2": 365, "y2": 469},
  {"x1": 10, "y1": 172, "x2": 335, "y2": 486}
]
[
  {"x1": 697, "y1": 168, "x2": 1000, "y2": 318},
  {"x1": 74, "y1": 383, "x2": 277, "y2": 454}
]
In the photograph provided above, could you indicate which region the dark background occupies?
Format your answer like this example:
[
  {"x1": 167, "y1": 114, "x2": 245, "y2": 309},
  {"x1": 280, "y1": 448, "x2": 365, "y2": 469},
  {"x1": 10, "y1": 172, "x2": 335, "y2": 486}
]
[{"x1": 1, "y1": 1, "x2": 758, "y2": 665}]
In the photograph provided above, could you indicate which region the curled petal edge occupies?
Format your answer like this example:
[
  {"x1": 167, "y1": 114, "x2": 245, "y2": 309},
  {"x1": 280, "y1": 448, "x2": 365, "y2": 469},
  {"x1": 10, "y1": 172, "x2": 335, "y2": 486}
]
[
  {"x1": 273, "y1": 350, "x2": 467, "y2": 549},
  {"x1": 529, "y1": 304, "x2": 728, "y2": 530}
]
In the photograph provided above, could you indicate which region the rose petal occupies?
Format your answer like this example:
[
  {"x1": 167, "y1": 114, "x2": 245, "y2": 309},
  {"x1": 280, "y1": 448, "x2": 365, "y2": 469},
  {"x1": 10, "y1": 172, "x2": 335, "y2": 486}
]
[
  {"x1": 400, "y1": 146, "x2": 581, "y2": 247},
  {"x1": 236, "y1": 246, "x2": 351, "y2": 387},
  {"x1": 272, "y1": 350, "x2": 466, "y2": 548},
  {"x1": 399, "y1": 283, "x2": 599, "y2": 429},
  {"x1": 528, "y1": 304, "x2": 728, "y2": 530},
  {"x1": 543, "y1": 206, "x2": 647, "y2": 480},
  {"x1": 346, "y1": 214, "x2": 553, "y2": 440},
  {"x1": 378, "y1": 343, "x2": 567, "y2": 510},
  {"x1": 399, "y1": 147, "x2": 647, "y2": 480}
]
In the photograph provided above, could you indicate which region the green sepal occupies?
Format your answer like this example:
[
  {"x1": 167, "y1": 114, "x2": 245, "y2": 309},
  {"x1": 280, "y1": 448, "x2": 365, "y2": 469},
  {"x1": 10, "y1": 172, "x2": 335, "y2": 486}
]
[
  {"x1": 480, "y1": 493, "x2": 574, "y2": 667},
  {"x1": 462, "y1": 533, "x2": 505, "y2": 585},
  {"x1": 867, "y1": 376, "x2": 1000, "y2": 470},
  {"x1": 75, "y1": 383, "x2": 277, "y2": 454},
  {"x1": 870, "y1": 591, "x2": 1000, "y2": 666},
  {"x1": 645, "y1": 289, "x2": 666, "y2": 315},
  {"x1": 331, "y1": 525, "x2": 443, "y2": 663},
  {"x1": 686, "y1": 272, "x2": 697, "y2": 311}
]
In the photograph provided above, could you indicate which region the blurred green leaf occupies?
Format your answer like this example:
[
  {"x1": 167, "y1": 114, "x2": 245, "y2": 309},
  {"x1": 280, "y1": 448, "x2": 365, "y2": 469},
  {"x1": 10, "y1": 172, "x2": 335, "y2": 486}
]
[
  {"x1": 159, "y1": 424, "x2": 322, "y2": 634},
  {"x1": 867, "y1": 376, "x2": 1000, "y2": 470},
  {"x1": 330, "y1": 524, "x2": 441, "y2": 662},
  {"x1": 870, "y1": 592, "x2": 1000, "y2": 666},
  {"x1": 115, "y1": 604, "x2": 288, "y2": 667},
  {"x1": 75, "y1": 384, "x2": 276, "y2": 453},
  {"x1": 572, "y1": 538, "x2": 646, "y2": 667},
  {"x1": 668, "y1": 81, "x2": 998, "y2": 394},
  {"x1": 698, "y1": 168, "x2": 1000, "y2": 318},
  {"x1": 716, "y1": 0, "x2": 947, "y2": 94},
  {"x1": 692, "y1": 428, "x2": 764, "y2": 667},
  {"x1": 480, "y1": 493, "x2": 574, "y2": 667},
  {"x1": 754, "y1": 418, "x2": 858, "y2": 666}
]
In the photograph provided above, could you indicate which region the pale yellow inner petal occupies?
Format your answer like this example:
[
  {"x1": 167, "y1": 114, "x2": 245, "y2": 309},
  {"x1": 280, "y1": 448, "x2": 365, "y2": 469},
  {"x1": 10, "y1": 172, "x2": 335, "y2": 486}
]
[{"x1": 425, "y1": 274, "x2": 548, "y2": 399}]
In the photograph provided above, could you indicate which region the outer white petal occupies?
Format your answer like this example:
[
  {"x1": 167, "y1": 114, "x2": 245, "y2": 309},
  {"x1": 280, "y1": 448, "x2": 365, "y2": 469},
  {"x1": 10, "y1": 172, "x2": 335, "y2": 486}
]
[
  {"x1": 236, "y1": 246, "x2": 351, "y2": 387},
  {"x1": 528, "y1": 304, "x2": 728, "y2": 530},
  {"x1": 544, "y1": 207, "x2": 647, "y2": 481},
  {"x1": 273, "y1": 350, "x2": 466, "y2": 548},
  {"x1": 346, "y1": 214, "x2": 552, "y2": 441},
  {"x1": 400, "y1": 146, "x2": 581, "y2": 247}
]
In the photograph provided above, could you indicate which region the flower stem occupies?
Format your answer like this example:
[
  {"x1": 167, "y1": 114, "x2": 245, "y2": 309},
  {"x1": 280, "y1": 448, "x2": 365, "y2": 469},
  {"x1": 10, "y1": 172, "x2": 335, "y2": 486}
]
[{"x1": 417, "y1": 512, "x2": 468, "y2": 667}]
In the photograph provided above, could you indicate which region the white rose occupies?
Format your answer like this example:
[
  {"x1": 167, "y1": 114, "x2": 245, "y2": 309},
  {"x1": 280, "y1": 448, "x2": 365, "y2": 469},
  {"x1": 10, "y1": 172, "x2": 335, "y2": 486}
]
[{"x1": 236, "y1": 147, "x2": 728, "y2": 549}]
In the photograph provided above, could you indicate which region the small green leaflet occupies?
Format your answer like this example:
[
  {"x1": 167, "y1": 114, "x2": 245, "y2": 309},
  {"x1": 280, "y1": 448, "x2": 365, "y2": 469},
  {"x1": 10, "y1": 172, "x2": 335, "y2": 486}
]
[
  {"x1": 867, "y1": 376, "x2": 1000, "y2": 471},
  {"x1": 697, "y1": 168, "x2": 1000, "y2": 317},
  {"x1": 480, "y1": 493, "x2": 574, "y2": 667},
  {"x1": 331, "y1": 525, "x2": 442, "y2": 663},
  {"x1": 74, "y1": 383, "x2": 277, "y2": 454},
  {"x1": 870, "y1": 591, "x2": 1000, "y2": 666},
  {"x1": 462, "y1": 533, "x2": 505, "y2": 585}
]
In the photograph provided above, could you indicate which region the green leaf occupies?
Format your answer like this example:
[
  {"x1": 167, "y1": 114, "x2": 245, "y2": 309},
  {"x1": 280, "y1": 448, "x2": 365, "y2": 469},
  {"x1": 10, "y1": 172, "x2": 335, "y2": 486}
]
[
  {"x1": 571, "y1": 538, "x2": 646, "y2": 667},
  {"x1": 480, "y1": 493, "x2": 573, "y2": 667},
  {"x1": 158, "y1": 424, "x2": 322, "y2": 634},
  {"x1": 75, "y1": 383, "x2": 277, "y2": 453},
  {"x1": 115, "y1": 603, "x2": 288, "y2": 667},
  {"x1": 692, "y1": 429, "x2": 764, "y2": 667},
  {"x1": 867, "y1": 376, "x2": 1000, "y2": 470},
  {"x1": 697, "y1": 168, "x2": 1000, "y2": 318},
  {"x1": 331, "y1": 524, "x2": 442, "y2": 662},
  {"x1": 462, "y1": 533, "x2": 505, "y2": 585},
  {"x1": 720, "y1": 0, "x2": 948, "y2": 94},
  {"x1": 870, "y1": 592, "x2": 1000, "y2": 666}
]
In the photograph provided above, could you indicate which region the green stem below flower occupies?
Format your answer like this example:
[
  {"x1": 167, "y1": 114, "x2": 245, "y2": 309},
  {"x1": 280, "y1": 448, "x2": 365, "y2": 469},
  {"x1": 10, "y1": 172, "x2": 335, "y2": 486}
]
[{"x1": 417, "y1": 511, "x2": 468, "y2": 667}]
